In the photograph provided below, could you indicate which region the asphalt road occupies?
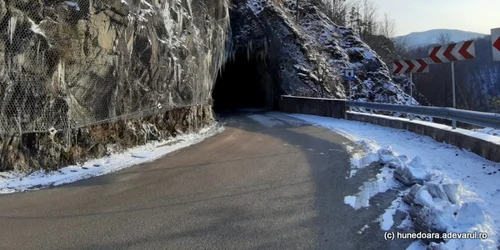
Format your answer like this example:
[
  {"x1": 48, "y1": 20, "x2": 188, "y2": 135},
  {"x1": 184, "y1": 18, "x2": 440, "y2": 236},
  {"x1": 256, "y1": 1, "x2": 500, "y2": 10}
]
[{"x1": 0, "y1": 112, "x2": 412, "y2": 250}]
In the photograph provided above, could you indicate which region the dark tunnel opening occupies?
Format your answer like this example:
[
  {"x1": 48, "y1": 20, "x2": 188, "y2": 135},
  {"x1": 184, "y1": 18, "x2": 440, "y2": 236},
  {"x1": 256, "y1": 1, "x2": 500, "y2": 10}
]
[{"x1": 212, "y1": 54, "x2": 275, "y2": 113}]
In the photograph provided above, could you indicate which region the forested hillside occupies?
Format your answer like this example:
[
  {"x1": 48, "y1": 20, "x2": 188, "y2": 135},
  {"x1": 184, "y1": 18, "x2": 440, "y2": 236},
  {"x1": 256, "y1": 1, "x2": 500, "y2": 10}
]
[{"x1": 406, "y1": 36, "x2": 500, "y2": 112}]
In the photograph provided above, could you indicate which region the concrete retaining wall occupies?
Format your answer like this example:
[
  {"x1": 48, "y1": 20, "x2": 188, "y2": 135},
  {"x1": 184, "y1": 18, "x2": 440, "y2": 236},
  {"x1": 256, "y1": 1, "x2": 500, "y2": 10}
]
[{"x1": 279, "y1": 96, "x2": 346, "y2": 119}]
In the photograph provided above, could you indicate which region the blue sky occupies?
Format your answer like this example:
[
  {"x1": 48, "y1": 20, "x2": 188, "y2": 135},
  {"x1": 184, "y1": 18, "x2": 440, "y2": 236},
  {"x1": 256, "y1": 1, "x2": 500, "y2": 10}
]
[{"x1": 375, "y1": 0, "x2": 500, "y2": 36}]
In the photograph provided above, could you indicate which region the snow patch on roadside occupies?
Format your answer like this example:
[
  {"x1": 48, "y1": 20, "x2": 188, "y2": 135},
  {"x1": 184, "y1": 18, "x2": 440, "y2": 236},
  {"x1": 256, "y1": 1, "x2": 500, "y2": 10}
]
[
  {"x1": 377, "y1": 196, "x2": 408, "y2": 231},
  {"x1": 342, "y1": 144, "x2": 401, "y2": 209},
  {"x1": 347, "y1": 140, "x2": 380, "y2": 178},
  {"x1": 0, "y1": 124, "x2": 224, "y2": 194},
  {"x1": 281, "y1": 113, "x2": 500, "y2": 249},
  {"x1": 349, "y1": 152, "x2": 378, "y2": 176},
  {"x1": 248, "y1": 114, "x2": 284, "y2": 127},
  {"x1": 398, "y1": 214, "x2": 413, "y2": 229},
  {"x1": 357, "y1": 224, "x2": 370, "y2": 234},
  {"x1": 407, "y1": 241, "x2": 427, "y2": 250}
]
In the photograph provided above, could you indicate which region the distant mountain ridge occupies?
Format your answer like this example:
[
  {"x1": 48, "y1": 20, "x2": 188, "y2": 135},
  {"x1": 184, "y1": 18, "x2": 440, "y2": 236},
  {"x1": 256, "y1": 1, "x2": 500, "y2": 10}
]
[{"x1": 394, "y1": 29, "x2": 487, "y2": 48}]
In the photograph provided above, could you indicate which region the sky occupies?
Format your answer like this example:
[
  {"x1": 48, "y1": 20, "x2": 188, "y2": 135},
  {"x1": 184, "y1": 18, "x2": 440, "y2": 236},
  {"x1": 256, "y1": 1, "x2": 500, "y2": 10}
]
[{"x1": 374, "y1": 0, "x2": 500, "y2": 36}]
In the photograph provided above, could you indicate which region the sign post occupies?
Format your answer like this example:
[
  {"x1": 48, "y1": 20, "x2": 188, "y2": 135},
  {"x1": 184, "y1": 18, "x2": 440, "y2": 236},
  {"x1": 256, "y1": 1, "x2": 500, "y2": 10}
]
[
  {"x1": 349, "y1": 81, "x2": 351, "y2": 99},
  {"x1": 410, "y1": 73, "x2": 413, "y2": 106},
  {"x1": 429, "y1": 40, "x2": 476, "y2": 129},
  {"x1": 344, "y1": 68, "x2": 356, "y2": 100},
  {"x1": 409, "y1": 73, "x2": 413, "y2": 120},
  {"x1": 393, "y1": 58, "x2": 429, "y2": 120},
  {"x1": 451, "y1": 61, "x2": 456, "y2": 128},
  {"x1": 492, "y1": 28, "x2": 500, "y2": 61}
]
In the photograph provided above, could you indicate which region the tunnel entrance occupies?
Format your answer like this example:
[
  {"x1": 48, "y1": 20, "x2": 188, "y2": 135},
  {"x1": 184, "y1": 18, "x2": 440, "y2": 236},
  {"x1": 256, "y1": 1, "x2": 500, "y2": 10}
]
[{"x1": 212, "y1": 54, "x2": 274, "y2": 112}]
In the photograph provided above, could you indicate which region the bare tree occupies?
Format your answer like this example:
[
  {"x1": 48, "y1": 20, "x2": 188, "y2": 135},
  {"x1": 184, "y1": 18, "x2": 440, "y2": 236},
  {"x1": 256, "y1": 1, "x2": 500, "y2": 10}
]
[
  {"x1": 328, "y1": 0, "x2": 350, "y2": 25},
  {"x1": 394, "y1": 36, "x2": 410, "y2": 59},
  {"x1": 296, "y1": 0, "x2": 300, "y2": 23},
  {"x1": 359, "y1": 0, "x2": 378, "y2": 39},
  {"x1": 379, "y1": 13, "x2": 396, "y2": 38},
  {"x1": 348, "y1": 5, "x2": 361, "y2": 32},
  {"x1": 437, "y1": 32, "x2": 452, "y2": 45}
]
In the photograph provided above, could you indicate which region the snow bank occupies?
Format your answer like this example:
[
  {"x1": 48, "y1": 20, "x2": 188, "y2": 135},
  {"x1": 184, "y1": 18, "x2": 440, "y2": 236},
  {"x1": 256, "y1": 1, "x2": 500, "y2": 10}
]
[
  {"x1": 279, "y1": 113, "x2": 500, "y2": 249},
  {"x1": 0, "y1": 124, "x2": 224, "y2": 194},
  {"x1": 394, "y1": 157, "x2": 429, "y2": 186},
  {"x1": 473, "y1": 127, "x2": 500, "y2": 137},
  {"x1": 349, "y1": 111, "x2": 500, "y2": 145},
  {"x1": 404, "y1": 178, "x2": 497, "y2": 249}
]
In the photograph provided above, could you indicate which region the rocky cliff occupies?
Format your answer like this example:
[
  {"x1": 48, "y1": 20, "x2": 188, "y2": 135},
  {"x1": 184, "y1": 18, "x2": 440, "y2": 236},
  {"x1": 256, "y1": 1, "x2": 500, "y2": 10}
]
[
  {"x1": 0, "y1": 0, "x2": 230, "y2": 132},
  {"x1": 0, "y1": 0, "x2": 230, "y2": 171},
  {"x1": 232, "y1": 0, "x2": 417, "y2": 106},
  {"x1": 0, "y1": 0, "x2": 415, "y2": 172}
]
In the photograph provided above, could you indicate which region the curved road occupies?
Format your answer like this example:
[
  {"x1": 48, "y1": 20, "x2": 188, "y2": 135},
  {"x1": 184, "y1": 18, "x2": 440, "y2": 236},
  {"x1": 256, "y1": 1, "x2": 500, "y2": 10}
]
[{"x1": 0, "y1": 112, "x2": 411, "y2": 250}]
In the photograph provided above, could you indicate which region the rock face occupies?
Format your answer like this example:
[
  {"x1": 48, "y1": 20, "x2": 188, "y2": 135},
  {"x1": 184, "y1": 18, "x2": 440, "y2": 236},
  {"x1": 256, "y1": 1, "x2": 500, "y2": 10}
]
[
  {"x1": 0, "y1": 0, "x2": 417, "y2": 171},
  {"x1": 0, "y1": 105, "x2": 214, "y2": 171},
  {"x1": 0, "y1": 0, "x2": 230, "y2": 133},
  {"x1": 0, "y1": 0, "x2": 229, "y2": 171},
  {"x1": 229, "y1": 0, "x2": 345, "y2": 103},
  {"x1": 231, "y1": 0, "x2": 415, "y2": 104}
]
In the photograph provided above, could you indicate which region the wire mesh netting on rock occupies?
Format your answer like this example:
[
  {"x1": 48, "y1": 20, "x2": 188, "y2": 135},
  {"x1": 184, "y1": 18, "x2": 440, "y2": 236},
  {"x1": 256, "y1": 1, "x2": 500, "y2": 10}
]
[{"x1": 0, "y1": 0, "x2": 230, "y2": 135}]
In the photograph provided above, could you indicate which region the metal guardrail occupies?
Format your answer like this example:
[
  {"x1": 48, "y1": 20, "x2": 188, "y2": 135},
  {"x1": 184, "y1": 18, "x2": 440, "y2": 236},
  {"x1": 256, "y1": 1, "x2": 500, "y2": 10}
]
[{"x1": 346, "y1": 101, "x2": 500, "y2": 130}]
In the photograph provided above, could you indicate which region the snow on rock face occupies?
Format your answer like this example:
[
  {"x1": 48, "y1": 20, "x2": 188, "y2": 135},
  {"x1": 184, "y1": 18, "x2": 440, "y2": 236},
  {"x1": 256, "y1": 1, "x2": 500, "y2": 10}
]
[
  {"x1": 233, "y1": 0, "x2": 415, "y2": 103},
  {"x1": 294, "y1": 3, "x2": 415, "y2": 105},
  {"x1": 231, "y1": 0, "x2": 344, "y2": 99},
  {"x1": 247, "y1": 0, "x2": 266, "y2": 15}
]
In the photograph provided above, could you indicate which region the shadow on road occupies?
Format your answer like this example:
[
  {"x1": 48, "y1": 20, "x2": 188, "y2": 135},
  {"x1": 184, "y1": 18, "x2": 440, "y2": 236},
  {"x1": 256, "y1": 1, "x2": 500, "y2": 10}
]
[{"x1": 0, "y1": 111, "x2": 414, "y2": 250}]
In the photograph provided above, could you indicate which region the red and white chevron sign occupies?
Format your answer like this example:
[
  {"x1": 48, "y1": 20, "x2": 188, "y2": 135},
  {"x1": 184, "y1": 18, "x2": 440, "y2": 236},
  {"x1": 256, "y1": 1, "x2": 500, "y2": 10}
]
[
  {"x1": 393, "y1": 59, "x2": 429, "y2": 74},
  {"x1": 429, "y1": 40, "x2": 476, "y2": 63}
]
